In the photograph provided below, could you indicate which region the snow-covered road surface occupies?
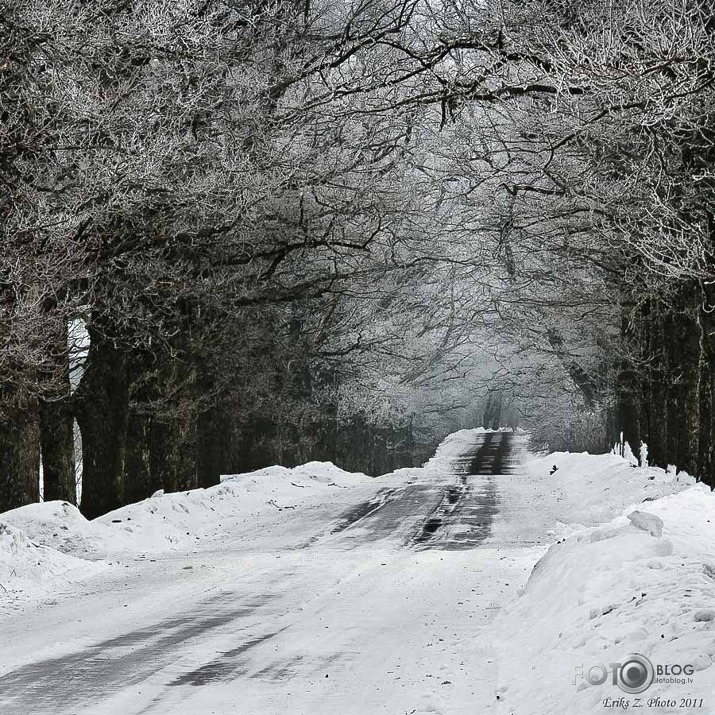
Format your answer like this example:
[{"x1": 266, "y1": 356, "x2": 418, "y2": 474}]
[{"x1": 0, "y1": 430, "x2": 707, "y2": 715}]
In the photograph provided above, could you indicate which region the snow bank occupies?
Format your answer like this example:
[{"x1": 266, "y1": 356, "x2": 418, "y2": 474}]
[
  {"x1": 526, "y1": 450, "x2": 696, "y2": 527},
  {"x1": 0, "y1": 520, "x2": 102, "y2": 613},
  {"x1": 1, "y1": 501, "x2": 112, "y2": 558},
  {"x1": 492, "y1": 483, "x2": 715, "y2": 714},
  {"x1": 0, "y1": 460, "x2": 372, "y2": 609},
  {"x1": 91, "y1": 461, "x2": 370, "y2": 553},
  {"x1": 220, "y1": 460, "x2": 369, "y2": 487},
  {"x1": 3, "y1": 461, "x2": 371, "y2": 559}
]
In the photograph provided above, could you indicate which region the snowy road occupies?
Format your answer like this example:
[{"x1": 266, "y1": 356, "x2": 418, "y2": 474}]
[
  {"x1": 4, "y1": 429, "x2": 688, "y2": 715},
  {"x1": 334, "y1": 431, "x2": 513, "y2": 551},
  {"x1": 1, "y1": 430, "x2": 542, "y2": 715},
  {"x1": 2, "y1": 429, "x2": 708, "y2": 715}
]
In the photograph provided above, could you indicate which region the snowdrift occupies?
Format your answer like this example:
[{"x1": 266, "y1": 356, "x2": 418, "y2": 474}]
[
  {"x1": 3, "y1": 461, "x2": 370, "y2": 558},
  {"x1": 1, "y1": 500, "x2": 113, "y2": 558},
  {"x1": 525, "y1": 450, "x2": 697, "y2": 527},
  {"x1": 220, "y1": 460, "x2": 369, "y2": 487},
  {"x1": 0, "y1": 460, "x2": 371, "y2": 611},
  {"x1": 492, "y1": 483, "x2": 715, "y2": 714},
  {"x1": 0, "y1": 520, "x2": 103, "y2": 611}
]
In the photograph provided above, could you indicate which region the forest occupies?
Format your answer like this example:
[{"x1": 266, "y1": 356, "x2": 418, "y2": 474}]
[{"x1": 2, "y1": 0, "x2": 715, "y2": 517}]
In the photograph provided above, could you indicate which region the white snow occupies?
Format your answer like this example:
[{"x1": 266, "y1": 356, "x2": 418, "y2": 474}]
[
  {"x1": 0, "y1": 519, "x2": 103, "y2": 614},
  {"x1": 3, "y1": 461, "x2": 372, "y2": 560},
  {"x1": 0, "y1": 430, "x2": 712, "y2": 715},
  {"x1": 491, "y1": 483, "x2": 715, "y2": 714},
  {"x1": 626, "y1": 509, "x2": 664, "y2": 536}
]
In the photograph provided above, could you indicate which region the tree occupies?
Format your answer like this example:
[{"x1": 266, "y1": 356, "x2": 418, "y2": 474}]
[{"x1": 3, "y1": 0, "x2": 473, "y2": 513}]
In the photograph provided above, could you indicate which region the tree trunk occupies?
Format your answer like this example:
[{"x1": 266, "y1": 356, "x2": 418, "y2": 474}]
[
  {"x1": 74, "y1": 327, "x2": 129, "y2": 519},
  {"x1": 0, "y1": 406, "x2": 40, "y2": 513},
  {"x1": 36, "y1": 314, "x2": 76, "y2": 504},
  {"x1": 682, "y1": 300, "x2": 701, "y2": 475},
  {"x1": 39, "y1": 396, "x2": 76, "y2": 504},
  {"x1": 124, "y1": 411, "x2": 154, "y2": 504},
  {"x1": 149, "y1": 417, "x2": 197, "y2": 493},
  {"x1": 644, "y1": 303, "x2": 668, "y2": 469},
  {"x1": 697, "y1": 285, "x2": 715, "y2": 487},
  {"x1": 618, "y1": 311, "x2": 643, "y2": 461},
  {"x1": 196, "y1": 405, "x2": 229, "y2": 488},
  {"x1": 483, "y1": 394, "x2": 495, "y2": 429},
  {"x1": 490, "y1": 393, "x2": 503, "y2": 430}
]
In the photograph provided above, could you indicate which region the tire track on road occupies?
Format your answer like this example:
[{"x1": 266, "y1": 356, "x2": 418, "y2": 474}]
[{"x1": 413, "y1": 432, "x2": 513, "y2": 549}]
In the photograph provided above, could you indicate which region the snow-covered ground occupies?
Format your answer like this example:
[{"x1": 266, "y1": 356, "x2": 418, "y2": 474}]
[
  {"x1": 0, "y1": 430, "x2": 712, "y2": 715},
  {"x1": 491, "y1": 453, "x2": 715, "y2": 715}
]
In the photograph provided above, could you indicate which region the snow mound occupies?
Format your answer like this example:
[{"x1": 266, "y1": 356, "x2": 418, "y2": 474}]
[
  {"x1": 221, "y1": 460, "x2": 370, "y2": 487},
  {"x1": 527, "y1": 451, "x2": 694, "y2": 527},
  {"x1": 492, "y1": 483, "x2": 715, "y2": 714},
  {"x1": 0, "y1": 460, "x2": 374, "y2": 609},
  {"x1": 627, "y1": 509, "x2": 664, "y2": 537},
  {"x1": 2, "y1": 462, "x2": 372, "y2": 559},
  {"x1": 93, "y1": 461, "x2": 371, "y2": 553},
  {"x1": 0, "y1": 520, "x2": 101, "y2": 610},
  {"x1": 1, "y1": 500, "x2": 112, "y2": 558}
]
